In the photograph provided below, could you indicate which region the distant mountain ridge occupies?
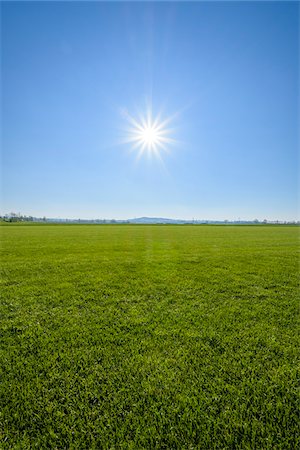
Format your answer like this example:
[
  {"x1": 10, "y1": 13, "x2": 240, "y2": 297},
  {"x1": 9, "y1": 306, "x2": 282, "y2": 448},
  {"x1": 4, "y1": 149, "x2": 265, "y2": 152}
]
[{"x1": 128, "y1": 217, "x2": 188, "y2": 224}]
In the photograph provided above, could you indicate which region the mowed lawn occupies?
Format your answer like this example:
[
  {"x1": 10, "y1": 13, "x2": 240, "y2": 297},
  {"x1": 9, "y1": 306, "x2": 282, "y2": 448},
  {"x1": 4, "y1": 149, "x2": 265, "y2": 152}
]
[{"x1": 0, "y1": 224, "x2": 299, "y2": 449}]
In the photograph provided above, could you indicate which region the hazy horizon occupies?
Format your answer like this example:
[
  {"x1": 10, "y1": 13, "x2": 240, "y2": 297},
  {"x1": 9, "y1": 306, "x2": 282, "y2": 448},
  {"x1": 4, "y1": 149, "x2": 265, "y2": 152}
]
[{"x1": 1, "y1": 209, "x2": 298, "y2": 223}]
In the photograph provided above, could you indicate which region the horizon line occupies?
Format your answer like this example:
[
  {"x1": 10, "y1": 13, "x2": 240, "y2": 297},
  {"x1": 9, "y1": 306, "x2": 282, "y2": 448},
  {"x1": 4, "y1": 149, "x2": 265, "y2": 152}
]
[{"x1": 1, "y1": 213, "x2": 299, "y2": 224}]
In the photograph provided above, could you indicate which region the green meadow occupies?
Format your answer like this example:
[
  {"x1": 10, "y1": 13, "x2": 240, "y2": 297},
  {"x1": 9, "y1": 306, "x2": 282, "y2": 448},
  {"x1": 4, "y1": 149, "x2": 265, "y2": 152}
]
[{"x1": 1, "y1": 224, "x2": 299, "y2": 449}]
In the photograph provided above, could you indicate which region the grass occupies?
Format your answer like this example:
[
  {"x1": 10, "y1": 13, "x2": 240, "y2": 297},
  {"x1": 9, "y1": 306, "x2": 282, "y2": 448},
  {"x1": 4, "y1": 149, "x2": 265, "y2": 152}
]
[{"x1": 0, "y1": 224, "x2": 299, "y2": 449}]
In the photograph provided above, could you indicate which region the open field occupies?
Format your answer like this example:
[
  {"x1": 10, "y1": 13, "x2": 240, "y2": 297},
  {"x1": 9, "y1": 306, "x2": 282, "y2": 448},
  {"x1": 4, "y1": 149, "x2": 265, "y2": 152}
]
[{"x1": 1, "y1": 224, "x2": 299, "y2": 449}]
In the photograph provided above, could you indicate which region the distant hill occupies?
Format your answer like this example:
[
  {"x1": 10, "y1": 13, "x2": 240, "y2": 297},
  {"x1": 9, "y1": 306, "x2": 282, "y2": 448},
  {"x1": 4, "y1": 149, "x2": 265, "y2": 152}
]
[{"x1": 128, "y1": 217, "x2": 190, "y2": 224}]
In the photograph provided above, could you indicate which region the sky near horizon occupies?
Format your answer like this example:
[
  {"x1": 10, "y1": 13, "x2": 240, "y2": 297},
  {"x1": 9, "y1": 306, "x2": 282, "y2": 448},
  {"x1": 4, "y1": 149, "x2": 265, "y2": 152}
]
[{"x1": 2, "y1": 1, "x2": 299, "y2": 220}]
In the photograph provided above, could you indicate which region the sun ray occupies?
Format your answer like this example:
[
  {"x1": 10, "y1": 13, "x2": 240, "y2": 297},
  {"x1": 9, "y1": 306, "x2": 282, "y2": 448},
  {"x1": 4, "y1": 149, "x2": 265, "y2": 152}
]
[{"x1": 122, "y1": 107, "x2": 176, "y2": 160}]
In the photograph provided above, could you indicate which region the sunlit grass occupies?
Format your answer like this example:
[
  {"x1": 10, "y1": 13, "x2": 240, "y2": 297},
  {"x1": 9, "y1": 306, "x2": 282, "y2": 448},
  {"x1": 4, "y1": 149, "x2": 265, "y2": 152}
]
[{"x1": 1, "y1": 224, "x2": 299, "y2": 448}]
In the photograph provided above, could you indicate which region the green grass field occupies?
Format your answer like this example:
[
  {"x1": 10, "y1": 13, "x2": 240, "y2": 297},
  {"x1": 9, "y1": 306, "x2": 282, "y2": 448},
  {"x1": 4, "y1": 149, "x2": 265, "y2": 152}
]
[{"x1": 1, "y1": 224, "x2": 299, "y2": 449}]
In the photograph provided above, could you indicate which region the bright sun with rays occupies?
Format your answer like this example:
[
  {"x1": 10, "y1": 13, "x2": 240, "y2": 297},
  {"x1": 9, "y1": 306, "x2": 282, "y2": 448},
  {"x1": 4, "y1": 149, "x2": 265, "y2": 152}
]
[
  {"x1": 140, "y1": 125, "x2": 160, "y2": 148},
  {"x1": 122, "y1": 107, "x2": 176, "y2": 160},
  {"x1": 136, "y1": 122, "x2": 166, "y2": 151}
]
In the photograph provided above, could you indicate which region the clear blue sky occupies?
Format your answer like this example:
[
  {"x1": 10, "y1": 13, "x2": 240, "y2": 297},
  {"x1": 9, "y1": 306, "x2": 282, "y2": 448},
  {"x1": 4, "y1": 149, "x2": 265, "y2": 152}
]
[{"x1": 2, "y1": 1, "x2": 299, "y2": 220}]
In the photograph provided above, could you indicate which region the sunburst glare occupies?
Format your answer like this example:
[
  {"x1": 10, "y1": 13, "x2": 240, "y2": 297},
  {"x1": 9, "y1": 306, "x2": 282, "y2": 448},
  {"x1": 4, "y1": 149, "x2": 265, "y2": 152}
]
[{"x1": 121, "y1": 107, "x2": 176, "y2": 160}]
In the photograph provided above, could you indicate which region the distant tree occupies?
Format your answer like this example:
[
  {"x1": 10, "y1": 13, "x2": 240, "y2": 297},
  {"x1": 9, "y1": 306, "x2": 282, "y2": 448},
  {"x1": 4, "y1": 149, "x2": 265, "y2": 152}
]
[{"x1": 9, "y1": 212, "x2": 18, "y2": 222}]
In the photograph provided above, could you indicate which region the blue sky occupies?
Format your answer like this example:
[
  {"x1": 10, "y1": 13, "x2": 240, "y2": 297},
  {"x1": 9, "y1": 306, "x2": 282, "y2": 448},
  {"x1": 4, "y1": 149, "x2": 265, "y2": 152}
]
[{"x1": 2, "y1": 1, "x2": 299, "y2": 220}]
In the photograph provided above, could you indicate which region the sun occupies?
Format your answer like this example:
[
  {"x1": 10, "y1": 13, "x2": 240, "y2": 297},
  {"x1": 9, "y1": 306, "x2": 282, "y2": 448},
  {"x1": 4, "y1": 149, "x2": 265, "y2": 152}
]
[
  {"x1": 122, "y1": 107, "x2": 175, "y2": 159},
  {"x1": 140, "y1": 125, "x2": 160, "y2": 148},
  {"x1": 136, "y1": 122, "x2": 165, "y2": 151}
]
